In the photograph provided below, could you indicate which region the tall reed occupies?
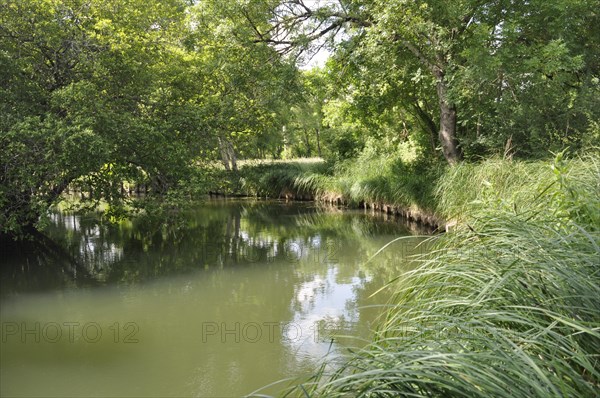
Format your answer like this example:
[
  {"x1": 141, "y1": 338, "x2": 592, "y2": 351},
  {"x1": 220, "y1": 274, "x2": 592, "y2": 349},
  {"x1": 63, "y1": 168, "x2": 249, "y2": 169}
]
[{"x1": 279, "y1": 153, "x2": 600, "y2": 397}]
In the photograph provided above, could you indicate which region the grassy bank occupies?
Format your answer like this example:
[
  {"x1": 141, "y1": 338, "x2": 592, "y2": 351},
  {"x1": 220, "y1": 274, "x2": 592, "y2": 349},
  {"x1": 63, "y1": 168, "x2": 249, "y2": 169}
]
[
  {"x1": 263, "y1": 152, "x2": 599, "y2": 397},
  {"x1": 224, "y1": 152, "x2": 600, "y2": 396},
  {"x1": 207, "y1": 153, "x2": 443, "y2": 226},
  {"x1": 205, "y1": 158, "x2": 326, "y2": 199},
  {"x1": 208, "y1": 151, "x2": 598, "y2": 230}
]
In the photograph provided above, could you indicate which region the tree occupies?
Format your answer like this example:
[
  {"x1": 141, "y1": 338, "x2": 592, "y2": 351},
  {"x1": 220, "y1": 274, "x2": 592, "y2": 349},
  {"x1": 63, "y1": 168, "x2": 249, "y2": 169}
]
[
  {"x1": 0, "y1": 0, "x2": 302, "y2": 237},
  {"x1": 247, "y1": 0, "x2": 469, "y2": 163},
  {"x1": 246, "y1": 0, "x2": 599, "y2": 163},
  {"x1": 0, "y1": 0, "x2": 203, "y2": 236},
  {"x1": 185, "y1": 0, "x2": 298, "y2": 167},
  {"x1": 452, "y1": 0, "x2": 600, "y2": 157},
  {"x1": 282, "y1": 68, "x2": 330, "y2": 158}
]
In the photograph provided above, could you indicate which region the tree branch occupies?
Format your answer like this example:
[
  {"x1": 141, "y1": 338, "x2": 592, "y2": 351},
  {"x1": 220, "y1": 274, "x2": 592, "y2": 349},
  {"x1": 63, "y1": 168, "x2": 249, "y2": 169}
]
[{"x1": 247, "y1": 1, "x2": 371, "y2": 55}]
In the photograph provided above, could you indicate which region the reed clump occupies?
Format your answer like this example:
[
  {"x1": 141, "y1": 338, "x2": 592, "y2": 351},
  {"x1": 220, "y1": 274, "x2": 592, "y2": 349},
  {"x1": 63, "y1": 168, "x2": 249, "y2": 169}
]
[{"x1": 294, "y1": 152, "x2": 441, "y2": 212}]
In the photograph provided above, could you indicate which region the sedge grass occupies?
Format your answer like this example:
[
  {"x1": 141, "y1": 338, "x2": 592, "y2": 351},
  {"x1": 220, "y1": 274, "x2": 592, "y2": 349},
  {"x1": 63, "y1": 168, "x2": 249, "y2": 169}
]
[{"x1": 276, "y1": 152, "x2": 600, "y2": 397}]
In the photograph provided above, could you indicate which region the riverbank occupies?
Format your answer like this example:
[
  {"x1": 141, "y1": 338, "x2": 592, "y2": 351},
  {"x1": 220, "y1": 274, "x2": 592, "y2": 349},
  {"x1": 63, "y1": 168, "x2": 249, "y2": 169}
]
[
  {"x1": 206, "y1": 153, "x2": 599, "y2": 232},
  {"x1": 206, "y1": 155, "x2": 443, "y2": 228},
  {"x1": 220, "y1": 152, "x2": 600, "y2": 397},
  {"x1": 267, "y1": 151, "x2": 599, "y2": 397}
]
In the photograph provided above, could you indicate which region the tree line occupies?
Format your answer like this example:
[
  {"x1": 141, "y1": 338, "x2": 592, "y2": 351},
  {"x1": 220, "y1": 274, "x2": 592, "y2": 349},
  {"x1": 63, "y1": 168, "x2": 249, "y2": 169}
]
[{"x1": 1, "y1": 0, "x2": 598, "y2": 237}]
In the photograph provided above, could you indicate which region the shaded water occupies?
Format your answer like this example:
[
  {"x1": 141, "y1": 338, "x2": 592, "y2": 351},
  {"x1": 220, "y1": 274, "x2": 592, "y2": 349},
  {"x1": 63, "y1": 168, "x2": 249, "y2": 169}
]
[{"x1": 0, "y1": 200, "x2": 429, "y2": 397}]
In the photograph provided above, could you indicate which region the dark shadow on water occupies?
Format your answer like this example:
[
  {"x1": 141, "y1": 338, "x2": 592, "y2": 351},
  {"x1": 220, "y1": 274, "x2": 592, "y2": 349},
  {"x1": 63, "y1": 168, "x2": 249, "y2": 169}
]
[{"x1": 0, "y1": 231, "x2": 98, "y2": 297}]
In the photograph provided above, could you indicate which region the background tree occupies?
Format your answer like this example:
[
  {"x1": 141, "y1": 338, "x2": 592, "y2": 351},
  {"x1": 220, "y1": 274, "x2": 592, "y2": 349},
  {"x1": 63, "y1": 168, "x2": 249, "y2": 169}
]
[
  {"x1": 282, "y1": 68, "x2": 329, "y2": 158},
  {"x1": 0, "y1": 0, "x2": 297, "y2": 237},
  {"x1": 185, "y1": 0, "x2": 298, "y2": 169},
  {"x1": 250, "y1": 0, "x2": 599, "y2": 163}
]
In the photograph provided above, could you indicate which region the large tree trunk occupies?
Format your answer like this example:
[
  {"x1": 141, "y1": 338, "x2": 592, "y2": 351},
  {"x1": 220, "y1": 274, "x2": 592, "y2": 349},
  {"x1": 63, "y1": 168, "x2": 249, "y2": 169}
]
[
  {"x1": 218, "y1": 137, "x2": 231, "y2": 171},
  {"x1": 228, "y1": 142, "x2": 238, "y2": 172},
  {"x1": 218, "y1": 136, "x2": 238, "y2": 172},
  {"x1": 436, "y1": 77, "x2": 462, "y2": 165}
]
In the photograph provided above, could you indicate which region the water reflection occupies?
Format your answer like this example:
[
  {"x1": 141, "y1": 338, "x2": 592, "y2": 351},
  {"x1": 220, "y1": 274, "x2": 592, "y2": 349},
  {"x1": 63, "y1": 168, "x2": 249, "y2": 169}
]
[{"x1": 0, "y1": 199, "x2": 429, "y2": 397}]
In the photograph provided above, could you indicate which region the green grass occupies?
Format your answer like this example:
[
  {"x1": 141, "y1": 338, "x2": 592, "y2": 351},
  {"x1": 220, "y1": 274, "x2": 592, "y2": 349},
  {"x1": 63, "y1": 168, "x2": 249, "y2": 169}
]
[
  {"x1": 208, "y1": 152, "x2": 599, "y2": 229},
  {"x1": 435, "y1": 155, "x2": 593, "y2": 220},
  {"x1": 294, "y1": 152, "x2": 442, "y2": 211},
  {"x1": 269, "y1": 152, "x2": 600, "y2": 397},
  {"x1": 209, "y1": 153, "x2": 443, "y2": 221},
  {"x1": 239, "y1": 159, "x2": 329, "y2": 198}
]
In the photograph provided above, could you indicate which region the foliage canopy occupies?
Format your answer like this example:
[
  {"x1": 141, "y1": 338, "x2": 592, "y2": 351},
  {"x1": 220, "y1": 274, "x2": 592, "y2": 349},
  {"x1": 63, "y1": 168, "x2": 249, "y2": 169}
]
[{"x1": 1, "y1": 0, "x2": 598, "y2": 236}]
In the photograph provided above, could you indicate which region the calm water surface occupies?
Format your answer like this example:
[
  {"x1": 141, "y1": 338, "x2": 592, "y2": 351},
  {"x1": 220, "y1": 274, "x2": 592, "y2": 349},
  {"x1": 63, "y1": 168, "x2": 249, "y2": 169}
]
[{"x1": 0, "y1": 200, "x2": 428, "y2": 397}]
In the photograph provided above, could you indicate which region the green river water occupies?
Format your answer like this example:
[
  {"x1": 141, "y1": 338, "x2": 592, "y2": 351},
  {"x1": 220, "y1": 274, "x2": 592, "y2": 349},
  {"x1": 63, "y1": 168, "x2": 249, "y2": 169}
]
[{"x1": 0, "y1": 199, "x2": 428, "y2": 397}]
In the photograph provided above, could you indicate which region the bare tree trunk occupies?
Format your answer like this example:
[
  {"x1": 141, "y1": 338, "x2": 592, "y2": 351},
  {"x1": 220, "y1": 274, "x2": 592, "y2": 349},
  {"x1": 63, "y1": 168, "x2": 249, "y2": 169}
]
[
  {"x1": 218, "y1": 136, "x2": 238, "y2": 171},
  {"x1": 218, "y1": 136, "x2": 231, "y2": 171},
  {"x1": 436, "y1": 76, "x2": 462, "y2": 165},
  {"x1": 227, "y1": 140, "x2": 238, "y2": 172},
  {"x1": 315, "y1": 128, "x2": 322, "y2": 157},
  {"x1": 303, "y1": 129, "x2": 312, "y2": 157}
]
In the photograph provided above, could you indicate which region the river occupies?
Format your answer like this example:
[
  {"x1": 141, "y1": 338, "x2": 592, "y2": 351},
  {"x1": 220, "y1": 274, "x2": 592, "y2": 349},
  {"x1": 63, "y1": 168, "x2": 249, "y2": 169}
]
[{"x1": 0, "y1": 199, "x2": 429, "y2": 397}]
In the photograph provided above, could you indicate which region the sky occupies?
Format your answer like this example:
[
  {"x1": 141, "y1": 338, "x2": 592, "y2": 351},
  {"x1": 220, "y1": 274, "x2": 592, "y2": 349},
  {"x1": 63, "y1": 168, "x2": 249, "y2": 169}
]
[{"x1": 300, "y1": 47, "x2": 331, "y2": 70}]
